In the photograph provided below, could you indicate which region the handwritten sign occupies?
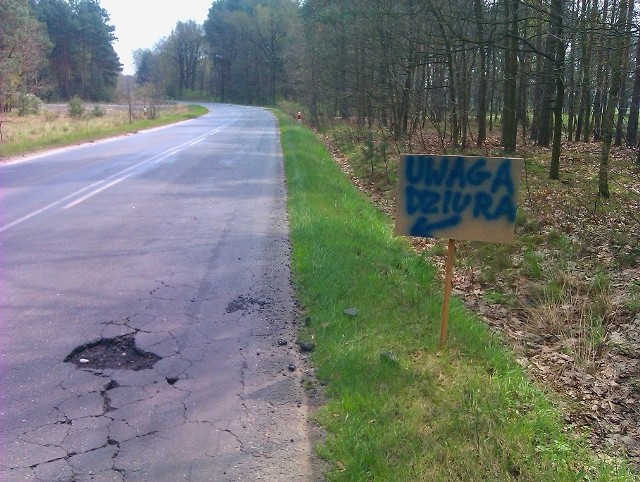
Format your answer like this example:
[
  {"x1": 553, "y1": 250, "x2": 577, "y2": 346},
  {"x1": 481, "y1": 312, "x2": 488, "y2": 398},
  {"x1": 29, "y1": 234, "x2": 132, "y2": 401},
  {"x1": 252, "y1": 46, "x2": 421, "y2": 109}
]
[{"x1": 395, "y1": 155, "x2": 523, "y2": 243}]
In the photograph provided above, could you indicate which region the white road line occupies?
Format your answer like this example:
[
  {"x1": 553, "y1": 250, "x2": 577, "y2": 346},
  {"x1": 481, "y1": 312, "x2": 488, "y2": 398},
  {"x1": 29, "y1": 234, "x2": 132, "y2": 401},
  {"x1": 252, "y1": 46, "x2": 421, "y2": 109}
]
[
  {"x1": 0, "y1": 200, "x2": 62, "y2": 233},
  {"x1": 0, "y1": 123, "x2": 231, "y2": 232},
  {"x1": 63, "y1": 146, "x2": 183, "y2": 208},
  {"x1": 0, "y1": 177, "x2": 115, "y2": 233},
  {"x1": 62, "y1": 172, "x2": 137, "y2": 209}
]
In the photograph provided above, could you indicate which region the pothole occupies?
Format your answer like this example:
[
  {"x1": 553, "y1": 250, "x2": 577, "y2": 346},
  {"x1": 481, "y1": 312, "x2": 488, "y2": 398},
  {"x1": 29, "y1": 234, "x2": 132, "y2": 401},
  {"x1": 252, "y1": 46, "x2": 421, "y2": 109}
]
[
  {"x1": 166, "y1": 377, "x2": 179, "y2": 385},
  {"x1": 65, "y1": 333, "x2": 162, "y2": 371},
  {"x1": 226, "y1": 294, "x2": 272, "y2": 313}
]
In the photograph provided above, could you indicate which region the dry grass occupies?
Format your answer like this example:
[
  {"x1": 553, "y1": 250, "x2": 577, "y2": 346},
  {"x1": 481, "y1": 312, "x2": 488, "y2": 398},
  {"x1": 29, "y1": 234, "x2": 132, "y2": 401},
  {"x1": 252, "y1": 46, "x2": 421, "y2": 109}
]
[{"x1": 0, "y1": 103, "x2": 195, "y2": 159}]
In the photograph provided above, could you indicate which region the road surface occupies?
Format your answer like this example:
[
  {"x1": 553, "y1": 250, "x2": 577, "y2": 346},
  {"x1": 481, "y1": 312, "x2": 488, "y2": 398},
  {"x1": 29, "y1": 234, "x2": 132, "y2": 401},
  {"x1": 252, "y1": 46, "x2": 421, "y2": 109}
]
[{"x1": 0, "y1": 104, "x2": 320, "y2": 481}]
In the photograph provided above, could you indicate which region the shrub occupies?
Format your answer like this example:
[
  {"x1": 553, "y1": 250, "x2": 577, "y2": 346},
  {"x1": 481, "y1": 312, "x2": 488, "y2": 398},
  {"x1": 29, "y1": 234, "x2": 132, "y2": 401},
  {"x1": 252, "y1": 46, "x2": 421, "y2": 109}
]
[
  {"x1": 68, "y1": 96, "x2": 85, "y2": 118},
  {"x1": 90, "y1": 105, "x2": 106, "y2": 117},
  {"x1": 17, "y1": 93, "x2": 43, "y2": 116}
]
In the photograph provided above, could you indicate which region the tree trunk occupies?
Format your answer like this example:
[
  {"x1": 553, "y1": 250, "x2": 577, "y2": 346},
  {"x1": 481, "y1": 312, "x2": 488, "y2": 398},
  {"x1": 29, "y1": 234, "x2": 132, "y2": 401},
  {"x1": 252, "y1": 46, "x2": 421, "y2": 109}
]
[
  {"x1": 580, "y1": 1, "x2": 596, "y2": 144},
  {"x1": 502, "y1": 0, "x2": 519, "y2": 153},
  {"x1": 625, "y1": 34, "x2": 640, "y2": 146},
  {"x1": 592, "y1": 0, "x2": 610, "y2": 142},
  {"x1": 574, "y1": 0, "x2": 594, "y2": 142},
  {"x1": 460, "y1": 47, "x2": 470, "y2": 149},
  {"x1": 530, "y1": 0, "x2": 544, "y2": 140},
  {"x1": 489, "y1": 49, "x2": 497, "y2": 132},
  {"x1": 566, "y1": 1, "x2": 578, "y2": 142},
  {"x1": 475, "y1": 0, "x2": 487, "y2": 146},
  {"x1": 614, "y1": 0, "x2": 633, "y2": 145},
  {"x1": 537, "y1": 0, "x2": 562, "y2": 147},
  {"x1": 599, "y1": 0, "x2": 627, "y2": 198},
  {"x1": 549, "y1": 0, "x2": 565, "y2": 180},
  {"x1": 517, "y1": 65, "x2": 529, "y2": 141}
]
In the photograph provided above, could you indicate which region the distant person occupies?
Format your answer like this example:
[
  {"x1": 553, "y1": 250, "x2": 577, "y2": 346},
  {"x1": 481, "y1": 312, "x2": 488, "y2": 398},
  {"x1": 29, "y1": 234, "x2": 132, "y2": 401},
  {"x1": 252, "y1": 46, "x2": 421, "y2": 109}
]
[{"x1": 296, "y1": 112, "x2": 302, "y2": 125}]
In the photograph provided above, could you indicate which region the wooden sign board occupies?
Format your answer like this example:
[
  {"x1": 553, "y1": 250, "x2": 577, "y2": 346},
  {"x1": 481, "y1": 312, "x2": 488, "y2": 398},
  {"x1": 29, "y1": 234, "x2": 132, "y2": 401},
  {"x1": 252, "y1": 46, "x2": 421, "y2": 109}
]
[{"x1": 395, "y1": 155, "x2": 523, "y2": 243}]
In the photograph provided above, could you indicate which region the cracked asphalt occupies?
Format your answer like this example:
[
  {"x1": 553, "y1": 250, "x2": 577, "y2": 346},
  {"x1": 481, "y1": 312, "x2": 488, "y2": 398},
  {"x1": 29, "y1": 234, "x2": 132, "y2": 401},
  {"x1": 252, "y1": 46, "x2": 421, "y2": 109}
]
[{"x1": 0, "y1": 105, "x2": 321, "y2": 481}]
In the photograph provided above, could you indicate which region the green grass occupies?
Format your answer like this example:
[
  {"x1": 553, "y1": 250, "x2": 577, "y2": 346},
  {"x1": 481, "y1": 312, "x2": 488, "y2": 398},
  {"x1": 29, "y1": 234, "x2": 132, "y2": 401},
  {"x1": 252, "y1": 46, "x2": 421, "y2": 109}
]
[
  {"x1": 626, "y1": 281, "x2": 640, "y2": 315},
  {"x1": 276, "y1": 111, "x2": 637, "y2": 481},
  {"x1": 0, "y1": 104, "x2": 207, "y2": 158}
]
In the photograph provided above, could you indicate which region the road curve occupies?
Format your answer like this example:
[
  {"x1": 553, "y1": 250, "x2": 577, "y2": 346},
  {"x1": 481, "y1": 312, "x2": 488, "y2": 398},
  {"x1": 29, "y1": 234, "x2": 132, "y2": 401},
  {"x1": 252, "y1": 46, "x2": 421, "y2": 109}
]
[{"x1": 0, "y1": 104, "x2": 320, "y2": 481}]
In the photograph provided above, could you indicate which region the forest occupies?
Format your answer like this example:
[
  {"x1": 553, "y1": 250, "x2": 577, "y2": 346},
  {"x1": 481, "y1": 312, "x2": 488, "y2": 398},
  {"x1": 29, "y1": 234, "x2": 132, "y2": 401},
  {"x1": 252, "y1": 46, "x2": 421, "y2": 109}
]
[
  {"x1": 1, "y1": 0, "x2": 122, "y2": 103},
  {"x1": 2, "y1": 0, "x2": 640, "y2": 195},
  {"x1": 0, "y1": 0, "x2": 640, "y2": 161}
]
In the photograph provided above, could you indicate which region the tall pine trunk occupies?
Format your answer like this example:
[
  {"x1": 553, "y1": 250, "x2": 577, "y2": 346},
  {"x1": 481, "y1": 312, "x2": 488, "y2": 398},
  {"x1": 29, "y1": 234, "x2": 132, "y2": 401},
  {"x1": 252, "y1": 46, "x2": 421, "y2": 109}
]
[
  {"x1": 537, "y1": 10, "x2": 558, "y2": 147},
  {"x1": 599, "y1": 0, "x2": 627, "y2": 197},
  {"x1": 475, "y1": 0, "x2": 487, "y2": 146},
  {"x1": 549, "y1": 0, "x2": 565, "y2": 180},
  {"x1": 502, "y1": 0, "x2": 519, "y2": 153},
  {"x1": 530, "y1": 0, "x2": 544, "y2": 140},
  {"x1": 592, "y1": 0, "x2": 610, "y2": 142},
  {"x1": 614, "y1": 0, "x2": 633, "y2": 145},
  {"x1": 626, "y1": 36, "x2": 640, "y2": 146},
  {"x1": 574, "y1": 0, "x2": 594, "y2": 142}
]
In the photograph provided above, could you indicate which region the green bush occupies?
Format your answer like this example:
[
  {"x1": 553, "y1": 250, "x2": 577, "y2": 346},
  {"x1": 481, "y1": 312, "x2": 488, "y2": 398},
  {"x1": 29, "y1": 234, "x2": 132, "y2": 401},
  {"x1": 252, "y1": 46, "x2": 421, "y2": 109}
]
[
  {"x1": 68, "y1": 96, "x2": 85, "y2": 118},
  {"x1": 17, "y1": 93, "x2": 43, "y2": 116},
  {"x1": 90, "y1": 105, "x2": 106, "y2": 117}
]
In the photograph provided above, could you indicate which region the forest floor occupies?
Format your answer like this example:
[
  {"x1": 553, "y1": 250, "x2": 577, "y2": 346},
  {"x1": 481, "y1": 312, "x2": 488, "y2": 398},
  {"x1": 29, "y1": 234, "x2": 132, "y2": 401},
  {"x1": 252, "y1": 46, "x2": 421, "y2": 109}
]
[{"x1": 322, "y1": 128, "x2": 640, "y2": 468}]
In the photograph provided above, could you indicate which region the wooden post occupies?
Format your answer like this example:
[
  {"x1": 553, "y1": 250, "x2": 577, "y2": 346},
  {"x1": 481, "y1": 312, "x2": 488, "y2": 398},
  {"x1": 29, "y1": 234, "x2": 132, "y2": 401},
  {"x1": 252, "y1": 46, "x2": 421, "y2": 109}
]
[{"x1": 439, "y1": 239, "x2": 455, "y2": 346}]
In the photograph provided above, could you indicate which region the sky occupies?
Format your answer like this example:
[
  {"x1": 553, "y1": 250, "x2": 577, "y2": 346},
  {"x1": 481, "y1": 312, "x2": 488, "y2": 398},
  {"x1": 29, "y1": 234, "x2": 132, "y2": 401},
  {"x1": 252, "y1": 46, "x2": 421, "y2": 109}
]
[{"x1": 99, "y1": 0, "x2": 213, "y2": 75}]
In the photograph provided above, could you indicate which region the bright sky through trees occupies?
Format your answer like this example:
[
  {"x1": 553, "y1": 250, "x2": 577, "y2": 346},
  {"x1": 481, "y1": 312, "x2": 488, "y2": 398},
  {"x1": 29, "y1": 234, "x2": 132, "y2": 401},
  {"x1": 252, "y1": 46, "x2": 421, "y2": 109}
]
[{"x1": 99, "y1": 0, "x2": 212, "y2": 74}]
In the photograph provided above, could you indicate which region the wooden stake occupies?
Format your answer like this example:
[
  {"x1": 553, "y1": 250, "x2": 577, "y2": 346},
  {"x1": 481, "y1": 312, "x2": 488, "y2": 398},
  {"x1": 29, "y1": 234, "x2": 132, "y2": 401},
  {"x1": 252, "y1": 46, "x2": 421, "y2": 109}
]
[{"x1": 439, "y1": 239, "x2": 455, "y2": 346}]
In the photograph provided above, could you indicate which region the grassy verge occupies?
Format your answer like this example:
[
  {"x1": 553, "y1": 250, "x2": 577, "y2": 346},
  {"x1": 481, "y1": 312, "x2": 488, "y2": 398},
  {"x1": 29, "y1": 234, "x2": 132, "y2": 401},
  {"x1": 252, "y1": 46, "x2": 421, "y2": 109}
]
[
  {"x1": 0, "y1": 104, "x2": 207, "y2": 159},
  {"x1": 276, "y1": 111, "x2": 636, "y2": 481}
]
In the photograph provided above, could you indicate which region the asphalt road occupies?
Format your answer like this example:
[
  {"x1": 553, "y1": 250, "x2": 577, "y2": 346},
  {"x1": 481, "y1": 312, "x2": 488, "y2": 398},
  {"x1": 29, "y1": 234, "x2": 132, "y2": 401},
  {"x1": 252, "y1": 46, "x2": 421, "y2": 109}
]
[{"x1": 0, "y1": 104, "x2": 319, "y2": 481}]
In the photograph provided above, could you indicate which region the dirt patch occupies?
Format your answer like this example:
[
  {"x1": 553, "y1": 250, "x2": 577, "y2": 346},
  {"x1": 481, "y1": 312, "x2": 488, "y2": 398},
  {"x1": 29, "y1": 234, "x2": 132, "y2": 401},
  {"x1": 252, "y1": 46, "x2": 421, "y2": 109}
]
[{"x1": 65, "y1": 333, "x2": 161, "y2": 371}]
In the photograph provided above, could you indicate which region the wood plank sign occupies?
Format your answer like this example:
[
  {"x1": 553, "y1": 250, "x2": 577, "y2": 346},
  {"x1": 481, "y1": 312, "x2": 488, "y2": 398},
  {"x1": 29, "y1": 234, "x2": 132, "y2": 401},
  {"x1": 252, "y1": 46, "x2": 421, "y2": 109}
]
[
  {"x1": 394, "y1": 154, "x2": 523, "y2": 346},
  {"x1": 394, "y1": 155, "x2": 523, "y2": 243}
]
